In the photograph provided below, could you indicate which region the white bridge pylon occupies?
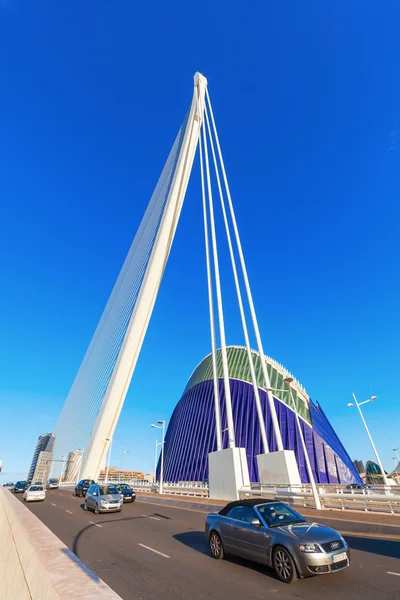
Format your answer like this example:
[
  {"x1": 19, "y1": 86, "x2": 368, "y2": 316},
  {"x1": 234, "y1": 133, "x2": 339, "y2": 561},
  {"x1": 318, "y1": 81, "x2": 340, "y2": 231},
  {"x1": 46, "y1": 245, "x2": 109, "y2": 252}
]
[{"x1": 54, "y1": 72, "x2": 290, "y2": 491}]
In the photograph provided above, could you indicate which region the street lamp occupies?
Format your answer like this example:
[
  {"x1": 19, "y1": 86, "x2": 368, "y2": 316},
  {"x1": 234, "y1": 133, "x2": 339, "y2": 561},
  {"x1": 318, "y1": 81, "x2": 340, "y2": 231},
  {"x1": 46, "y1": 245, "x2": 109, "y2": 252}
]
[
  {"x1": 267, "y1": 378, "x2": 321, "y2": 510},
  {"x1": 393, "y1": 448, "x2": 400, "y2": 462},
  {"x1": 105, "y1": 438, "x2": 112, "y2": 483},
  {"x1": 154, "y1": 440, "x2": 162, "y2": 483},
  {"x1": 60, "y1": 455, "x2": 67, "y2": 483},
  {"x1": 76, "y1": 448, "x2": 84, "y2": 483},
  {"x1": 151, "y1": 420, "x2": 165, "y2": 494},
  {"x1": 347, "y1": 394, "x2": 389, "y2": 487},
  {"x1": 120, "y1": 448, "x2": 129, "y2": 481}
]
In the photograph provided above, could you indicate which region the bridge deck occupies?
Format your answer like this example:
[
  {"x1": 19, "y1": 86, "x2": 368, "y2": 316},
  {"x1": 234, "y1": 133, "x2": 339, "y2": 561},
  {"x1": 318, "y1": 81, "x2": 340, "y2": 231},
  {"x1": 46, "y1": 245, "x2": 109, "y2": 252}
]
[{"x1": 13, "y1": 489, "x2": 400, "y2": 600}]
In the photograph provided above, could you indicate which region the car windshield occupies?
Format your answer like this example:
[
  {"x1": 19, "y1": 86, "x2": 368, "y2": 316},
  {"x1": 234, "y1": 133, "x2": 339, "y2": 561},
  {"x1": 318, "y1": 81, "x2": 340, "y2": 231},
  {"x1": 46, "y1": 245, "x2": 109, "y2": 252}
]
[
  {"x1": 30, "y1": 486, "x2": 43, "y2": 491},
  {"x1": 49, "y1": 479, "x2": 58, "y2": 484},
  {"x1": 99, "y1": 485, "x2": 119, "y2": 495},
  {"x1": 257, "y1": 502, "x2": 306, "y2": 527},
  {"x1": 118, "y1": 484, "x2": 132, "y2": 491},
  {"x1": 82, "y1": 480, "x2": 94, "y2": 485},
  {"x1": 16, "y1": 481, "x2": 27, "y2": 486}
]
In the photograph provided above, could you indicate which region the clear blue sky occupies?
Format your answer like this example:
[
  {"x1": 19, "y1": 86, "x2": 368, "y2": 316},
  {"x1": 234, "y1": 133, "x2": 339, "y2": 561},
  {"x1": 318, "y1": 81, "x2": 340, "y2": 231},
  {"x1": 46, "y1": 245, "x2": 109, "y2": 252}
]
[{"x1": 0, "y1": 2, "x2": 399, "y2": 483}]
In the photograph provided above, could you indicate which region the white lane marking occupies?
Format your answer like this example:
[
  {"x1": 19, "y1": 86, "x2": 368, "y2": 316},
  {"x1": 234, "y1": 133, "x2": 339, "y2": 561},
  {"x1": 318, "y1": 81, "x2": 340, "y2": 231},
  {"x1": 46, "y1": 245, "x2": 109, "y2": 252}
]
[
  {"x1": 65, "y1": 510, "x2": 72, "y2": 514},
  {"x1": 138, "y1": 543, "x2": 170, "y2": 559},
  {"x1": 89, "y1": 521, "x2": 103, "y2": 528},
  {"x1": 51, "y1": 503, "x2": 57, "y2": 506},
  {"x1": 142, "y1": 514, "x2": 160, "y2": 521},
  {"x1": 387, "y1": 572, "x2": 400, "y2": 577}
]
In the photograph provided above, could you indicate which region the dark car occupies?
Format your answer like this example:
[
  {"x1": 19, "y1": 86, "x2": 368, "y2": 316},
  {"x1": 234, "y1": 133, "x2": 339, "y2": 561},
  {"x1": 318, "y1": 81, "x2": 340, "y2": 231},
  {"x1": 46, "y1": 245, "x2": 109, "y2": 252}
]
[
  {"x1": 74, "y1": 479, "x2": 95, "y2": 497},
  {"x1": 205, "y1": 499, "x2": 350, "y2": 583},
  {"x1": 343, "y1": 484, "x2": 374, "y2": 494},
  {"x1": 14, "y1": 480, "x2": 29, "y2": 493},
  {"x1": 116, "y1": 483, "x2": 136, "y2": 502}
]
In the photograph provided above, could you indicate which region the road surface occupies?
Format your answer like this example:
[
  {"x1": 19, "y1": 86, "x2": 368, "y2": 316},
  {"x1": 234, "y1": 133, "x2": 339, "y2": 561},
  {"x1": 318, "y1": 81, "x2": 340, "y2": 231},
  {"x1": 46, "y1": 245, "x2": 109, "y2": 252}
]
[{"x1": 15, "y1": 490, "x2": 400, "y2": 600}]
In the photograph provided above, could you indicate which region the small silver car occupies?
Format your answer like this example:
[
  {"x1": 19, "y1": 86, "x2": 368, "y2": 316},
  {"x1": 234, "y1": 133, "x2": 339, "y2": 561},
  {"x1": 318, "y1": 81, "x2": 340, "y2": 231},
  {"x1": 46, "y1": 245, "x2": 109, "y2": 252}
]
[
  {"x1": 84, "y1": 483, "x2": 123, "y2": 514},
  {"x1": 205, "y1": 499, "x2": 350, "y2": 583}
]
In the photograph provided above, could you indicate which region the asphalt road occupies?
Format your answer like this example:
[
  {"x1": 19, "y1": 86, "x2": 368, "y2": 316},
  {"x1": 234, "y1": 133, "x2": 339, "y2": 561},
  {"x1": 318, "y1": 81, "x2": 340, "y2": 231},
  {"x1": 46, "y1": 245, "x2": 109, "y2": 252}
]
[{"x1": 14, "y1": 490, "x2": 400, "y2": 600}]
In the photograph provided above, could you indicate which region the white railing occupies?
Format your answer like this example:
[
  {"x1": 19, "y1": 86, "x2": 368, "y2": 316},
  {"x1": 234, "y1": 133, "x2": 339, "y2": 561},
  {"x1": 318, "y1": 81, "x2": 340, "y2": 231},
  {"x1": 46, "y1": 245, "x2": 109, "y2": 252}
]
[{"x1": 239, "y1": 483, "x2": 400, "y2": 514}]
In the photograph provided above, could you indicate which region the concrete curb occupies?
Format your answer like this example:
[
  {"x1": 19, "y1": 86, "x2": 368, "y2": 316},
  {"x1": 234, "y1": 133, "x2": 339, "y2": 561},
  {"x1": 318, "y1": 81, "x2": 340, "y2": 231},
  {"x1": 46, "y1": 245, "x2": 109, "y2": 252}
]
[{"x1": 0, "y1": 488, "x2": 122, "y2": 600}]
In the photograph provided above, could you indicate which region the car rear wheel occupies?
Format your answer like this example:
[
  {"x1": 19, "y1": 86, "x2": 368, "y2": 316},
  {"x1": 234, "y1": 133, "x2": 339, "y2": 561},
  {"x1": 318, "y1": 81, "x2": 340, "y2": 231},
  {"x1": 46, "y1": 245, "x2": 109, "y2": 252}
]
[
  {"x1": 273, "y1": 546, "x2": 298, "y2": 584},
  {"x1": 209, "y1": 531, "x2": 224, "y2": 559}
]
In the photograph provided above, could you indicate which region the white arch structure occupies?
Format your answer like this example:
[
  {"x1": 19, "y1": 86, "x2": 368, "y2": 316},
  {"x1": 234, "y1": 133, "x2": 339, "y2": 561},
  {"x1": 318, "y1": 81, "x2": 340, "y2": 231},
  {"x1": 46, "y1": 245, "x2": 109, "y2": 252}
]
[{"x1": 54, "y1": 73, "x2": 299, "y2": 496}]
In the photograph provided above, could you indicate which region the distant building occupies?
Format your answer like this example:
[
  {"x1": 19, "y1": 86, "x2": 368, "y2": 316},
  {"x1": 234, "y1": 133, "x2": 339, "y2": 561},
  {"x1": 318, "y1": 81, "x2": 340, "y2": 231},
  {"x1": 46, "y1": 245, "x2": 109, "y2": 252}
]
[
  {"x1": 365, "y1": 460, "x2": 397, "y2": 485},
  {"x1": 99, "y1": 468, "x2": 144, "y2": 481},
  {"x1": 28, "y1": 433, "x2": 56, "y2": 482},
  {"x1": 353, "y1": 460, "x2": 366, "y2": 476},
  {"x1": 64, "y1": 451, "x2": 83, "y2": 483},
  {"x1": 31, "y1": 451, "x2": 53, "y2": 484}
]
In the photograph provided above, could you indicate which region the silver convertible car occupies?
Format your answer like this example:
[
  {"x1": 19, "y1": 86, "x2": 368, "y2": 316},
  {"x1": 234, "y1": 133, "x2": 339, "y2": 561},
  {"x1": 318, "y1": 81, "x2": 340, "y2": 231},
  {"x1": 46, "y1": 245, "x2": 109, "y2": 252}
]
[{"x1": 205, "y1": 499, "x2": 350, "y2": 583}]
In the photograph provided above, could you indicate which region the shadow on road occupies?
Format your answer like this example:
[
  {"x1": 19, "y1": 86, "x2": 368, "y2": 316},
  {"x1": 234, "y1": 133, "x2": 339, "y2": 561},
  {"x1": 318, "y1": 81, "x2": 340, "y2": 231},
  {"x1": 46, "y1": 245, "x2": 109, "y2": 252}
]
[
  {"x1": 61, "y1": 548, "x2": 100, "y2": 582},
  {"x1": 173, "y1": 531, "x2": 281, "y2": 580},
  {"x1": 73, "y1": 515, "x2": 144, "y2": 558},
  {"x1": 344, "y1": 535, "x2": 400, "y2": 559}
]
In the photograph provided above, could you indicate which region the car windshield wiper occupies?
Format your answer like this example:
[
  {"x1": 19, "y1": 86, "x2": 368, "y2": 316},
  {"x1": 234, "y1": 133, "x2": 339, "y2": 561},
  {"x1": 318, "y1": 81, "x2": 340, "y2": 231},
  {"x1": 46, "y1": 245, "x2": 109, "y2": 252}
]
[{"x1": 269, "y1": 519, "x2": 306, "y2": 528}]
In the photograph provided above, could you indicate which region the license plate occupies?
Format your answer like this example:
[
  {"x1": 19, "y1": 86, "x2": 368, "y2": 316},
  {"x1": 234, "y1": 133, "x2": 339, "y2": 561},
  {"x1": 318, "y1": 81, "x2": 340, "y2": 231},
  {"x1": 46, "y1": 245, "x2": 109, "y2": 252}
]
[{"x1": 332, "y1": 552, "x2": 347, "y2": 563}]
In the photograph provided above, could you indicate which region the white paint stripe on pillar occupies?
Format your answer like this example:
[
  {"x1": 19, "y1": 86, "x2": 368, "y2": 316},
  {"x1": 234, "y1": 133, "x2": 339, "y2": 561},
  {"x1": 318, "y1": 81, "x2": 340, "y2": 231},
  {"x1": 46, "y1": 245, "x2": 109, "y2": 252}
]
[{"x1": 138, "y1": 543, "x2": 170, "y2": 558}]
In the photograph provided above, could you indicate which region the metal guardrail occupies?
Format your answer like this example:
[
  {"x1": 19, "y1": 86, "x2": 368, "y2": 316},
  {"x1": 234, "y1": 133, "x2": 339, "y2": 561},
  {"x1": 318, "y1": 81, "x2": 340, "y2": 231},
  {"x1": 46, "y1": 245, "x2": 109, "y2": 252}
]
[{"x1": 239, "y1": 484, "x2": 400, "y2": 514}]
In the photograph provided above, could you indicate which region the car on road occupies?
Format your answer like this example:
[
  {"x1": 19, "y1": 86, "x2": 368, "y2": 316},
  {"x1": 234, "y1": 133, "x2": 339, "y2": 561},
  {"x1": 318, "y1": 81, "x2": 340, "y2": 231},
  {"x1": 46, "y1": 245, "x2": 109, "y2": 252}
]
[
  {"x1": 205, "y1": 499, "x2": 350, "y2": 583},
  {"x1": 14, "y1": 480, "x2": 29, "y2": 493},
  {"x1": 47, "y1": 478, "x2": 59, "y2": 490},
  {"x1": 3, "y1": 482, "x2": 15, "y2": 491},
  {"x1": 74, "y1": 479, "x2": 95, "y2": 497},
  {"x1": 23, "y1": 484, "x2": 46, "y2": 502},
  {"x1": 84, "y1": 483, "x2": 123, "y2": 514},
  {"x1": 116, "y1": 483, "x2": 136, "y2": 502},
  {"x1": 344, "y1": 484, "x2": 374, "y2": 493}
]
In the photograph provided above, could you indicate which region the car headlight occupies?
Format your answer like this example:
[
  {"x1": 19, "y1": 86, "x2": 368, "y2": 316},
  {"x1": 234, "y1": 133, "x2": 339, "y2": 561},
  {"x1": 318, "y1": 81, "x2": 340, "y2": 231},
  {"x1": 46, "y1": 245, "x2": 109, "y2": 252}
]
[
  {"x1": 100, "y1": 499, "x2": 107, "y2": 504},
  {"x1": 299, "y1": 543, "x2": 320, "y2": 553}
]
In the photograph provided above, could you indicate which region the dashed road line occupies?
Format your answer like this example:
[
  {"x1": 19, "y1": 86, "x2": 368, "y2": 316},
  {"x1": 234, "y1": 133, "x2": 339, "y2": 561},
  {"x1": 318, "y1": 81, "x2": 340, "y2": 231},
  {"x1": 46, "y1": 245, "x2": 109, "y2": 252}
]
[
  {"x1": 142, "y1": 514, "x2": 160, "y2": 520},
  {"x1": 65, "y1": 510, "x2": 72, "y2": 514},
  {"x1": 138, "y1": 543, "x2": 170, "y2": 558},
  {"x1": 89, "y1": 521, "x2": 103, "y2": 528},
  {"x1": 51, "y1": 503, "x2": 57, "y2": 506},
  {"x1": 387, "y1": 572, "x2": 400, "y2": 577}
]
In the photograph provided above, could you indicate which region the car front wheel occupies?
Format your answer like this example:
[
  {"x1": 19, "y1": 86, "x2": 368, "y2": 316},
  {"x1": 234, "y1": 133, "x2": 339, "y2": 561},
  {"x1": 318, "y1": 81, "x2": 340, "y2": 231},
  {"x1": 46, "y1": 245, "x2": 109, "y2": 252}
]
[
  {"x1": 209, "y1": 531, "x2": 224, "y2": 559},
  {"x1": 94, "y1": 503, "x2": 99, "y2": 515},
  {"x1": 273, "y1": 546, "x2": 298, "y2": 584}
]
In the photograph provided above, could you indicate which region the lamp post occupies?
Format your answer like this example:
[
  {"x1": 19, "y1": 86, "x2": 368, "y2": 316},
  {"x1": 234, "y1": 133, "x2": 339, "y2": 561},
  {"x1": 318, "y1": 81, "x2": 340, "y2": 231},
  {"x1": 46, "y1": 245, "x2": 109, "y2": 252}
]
[
  {"x1": 60, "y1": 455, "x2": 67, "y2": 483},
  {"x1": 120, "y1": 448, "x2": 129, "y2": 481},
  {"x1": 105, "y1": 438, "x2": 112, "y2": 483},
  {"x1": 154, "y1": 440, "x2": 162, "y2": 483},
  {"x1": 347, "y1": 394, "x2": 389, "y2": 487},
  {"x1": 76, "y1": 448, "x2": 84, "y2": 483},
  {"x1": 393, "y1": 448, "x2": 400, "y2": 462},
  {"x1": 271, "y1": 378, "x2": 321, "y2": 510},
  {"x1": 151, "y1": 420, "x2": 165, "y2": 494}
]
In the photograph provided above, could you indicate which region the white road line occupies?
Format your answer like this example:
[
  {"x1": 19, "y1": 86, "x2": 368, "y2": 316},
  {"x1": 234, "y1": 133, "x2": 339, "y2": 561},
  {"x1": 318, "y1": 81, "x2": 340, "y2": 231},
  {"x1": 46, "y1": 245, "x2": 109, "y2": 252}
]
[
  {"x1": 387, "y1": 572, "x2": 400, "y2": 577},
  {"x1": 89, "y1": 521, "x2": 103, "y2": 528},
  {"x1": 51, "y1": 503, "x2": 57, "y2": 506},
  {"x1": 65, "y1": 510, "x2": 72, "y2": 514},
  {"x1": 138, "y1": 543, "x2": 170, "y2": 559},
  {"x1": 142, "y1": 514, "x2": 160, "y2": 521}
]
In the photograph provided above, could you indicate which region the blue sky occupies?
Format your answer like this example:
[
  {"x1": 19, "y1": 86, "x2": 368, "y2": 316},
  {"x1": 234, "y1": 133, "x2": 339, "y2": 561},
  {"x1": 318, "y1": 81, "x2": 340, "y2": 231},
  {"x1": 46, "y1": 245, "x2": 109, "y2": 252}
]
[{"x1": 0, "y1": 2, "x2": 399, "y2": 483}]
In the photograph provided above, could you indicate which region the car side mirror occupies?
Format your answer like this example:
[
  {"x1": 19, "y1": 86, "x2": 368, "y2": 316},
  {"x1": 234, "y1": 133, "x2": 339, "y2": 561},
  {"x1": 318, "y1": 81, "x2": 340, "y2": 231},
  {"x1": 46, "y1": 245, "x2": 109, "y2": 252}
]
[{"x1": 250, "y1": 518, "x2": 262, "y2": 527}]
